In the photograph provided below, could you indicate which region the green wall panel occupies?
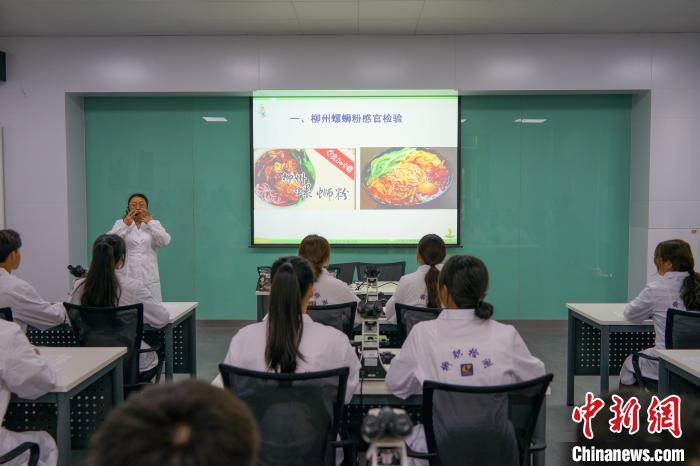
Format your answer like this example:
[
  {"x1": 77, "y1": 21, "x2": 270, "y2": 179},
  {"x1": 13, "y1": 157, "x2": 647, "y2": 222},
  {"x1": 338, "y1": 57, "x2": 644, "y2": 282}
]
[{"x1": 85, "y1": 95, "x2": 630, "y2": 320}]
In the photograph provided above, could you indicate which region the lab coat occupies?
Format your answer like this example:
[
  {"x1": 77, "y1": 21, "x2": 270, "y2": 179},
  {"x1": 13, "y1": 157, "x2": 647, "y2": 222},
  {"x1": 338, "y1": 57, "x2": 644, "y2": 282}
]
[
  {"x1": 0, "y1": 320, "x2": 58, "y2": 466},
  {"x1": 309, "y1": 269, "x2": 360, "y2": 307},
  {"x1": 620, "y1": 271, "x2": 688, "y2": 385},
  {"x1": 384, "y1": 264, "x2": 443, "y2": 324},
  {"x1": 385, "y1": 309, "x2": 546, "y2": 466},
  {"x1": 0, "y1": 269, "x2": 67, "y2": 331},
  {"x1": 108, "y1": 219, "x2": 170, "y2": 301},
  {"x1": 69, "y1": 275, "x2": 170, "y2": 372},
  {"x1": 218, "y1": 314, "x2": 361, "y2": 404}
]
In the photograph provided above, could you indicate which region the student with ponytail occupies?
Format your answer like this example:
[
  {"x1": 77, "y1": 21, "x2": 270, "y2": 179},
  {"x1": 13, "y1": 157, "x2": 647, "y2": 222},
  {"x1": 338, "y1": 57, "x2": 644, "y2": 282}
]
[
  {"x1": 387, "y1": 254, "x2": 545, "y2": 396},
  {"x1": 620, "y1": 239, "x2": 700, "y2": 385},
  {"x1": 70, "y1": 234, "x2": 169, "y2": 373},
  {"x1": 220, "y1": 256, "x2": 360, "y2": 403},
  {"x1": 298, "y1": 234, "x2": 359, "y2": 307},
  {"x1": 384, "y1": 234, "x2": 446, "y2": 323},
  {"x1": 386, "y1": 255, "x2": 545, "y2": 466}
]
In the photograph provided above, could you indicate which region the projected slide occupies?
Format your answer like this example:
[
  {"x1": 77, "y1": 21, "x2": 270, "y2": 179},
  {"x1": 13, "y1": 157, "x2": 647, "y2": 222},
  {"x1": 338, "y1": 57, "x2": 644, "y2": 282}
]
[{"x1": 252, "y1": 90, "x2": 459, "y2": 246}]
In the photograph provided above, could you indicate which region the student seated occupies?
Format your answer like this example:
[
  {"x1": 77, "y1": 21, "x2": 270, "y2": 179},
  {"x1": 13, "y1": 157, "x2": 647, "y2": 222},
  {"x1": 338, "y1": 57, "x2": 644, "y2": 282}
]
[
  {"x1": 70, "y1": 234, "x2": 169, "y2": 374},
  {"x1": 620, "y1": 239, "x2": 700, "y2": 385},
  {"x1": 298, "y1": 234, "x2": 359, "y2": 307},
  {"x1": 384, "y1": 234, "x2": 446, "y2": 323},
  {"x1": 386, "y1": 255, "x2": 545, "y2": 465},
  {"x1": 87, "y1": 380, "x2": 259, "y2": 466},
  {"x1": 0, "y1": 229, "x2": 67, "y2": 331},
  {"x1": 0, "y1": 319, "x2": 58, "y2": 466},
  {"x1": 221, "y1": 256, "x2": 360, "y2": 403}
]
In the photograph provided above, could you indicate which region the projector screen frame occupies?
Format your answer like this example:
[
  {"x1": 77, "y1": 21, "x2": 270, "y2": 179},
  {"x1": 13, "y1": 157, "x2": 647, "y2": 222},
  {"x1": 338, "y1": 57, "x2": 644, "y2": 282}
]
[{"x1": 249, "y1": 95, "x2": 462, "y2": 249}]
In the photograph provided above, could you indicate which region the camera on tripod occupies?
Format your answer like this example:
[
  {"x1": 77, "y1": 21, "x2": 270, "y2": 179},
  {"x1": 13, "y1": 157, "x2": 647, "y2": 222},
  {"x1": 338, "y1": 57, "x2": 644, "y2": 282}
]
[{"x1": 362, "y1": 407, "x2": 413, "y2": 466}]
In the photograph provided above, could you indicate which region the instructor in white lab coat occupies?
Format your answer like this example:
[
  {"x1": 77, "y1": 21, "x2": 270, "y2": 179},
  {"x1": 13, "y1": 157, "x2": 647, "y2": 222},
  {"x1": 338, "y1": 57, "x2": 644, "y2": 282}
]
[
  {"x1": 108, "y1": 193, "x2": 170, "y2": 301},
  {"x1": 0, "y1": 319, "x2": 58, "y2": 466}
]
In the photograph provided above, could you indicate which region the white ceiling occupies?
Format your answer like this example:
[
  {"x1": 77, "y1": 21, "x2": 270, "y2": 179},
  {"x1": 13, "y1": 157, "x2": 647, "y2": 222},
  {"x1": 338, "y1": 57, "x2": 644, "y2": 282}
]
[{"x1": 1, "y1": 0, "x2": 700, "y2": 36}]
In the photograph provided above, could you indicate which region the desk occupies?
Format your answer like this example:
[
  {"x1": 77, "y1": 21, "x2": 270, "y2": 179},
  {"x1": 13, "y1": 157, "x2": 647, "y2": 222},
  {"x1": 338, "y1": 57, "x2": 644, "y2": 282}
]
[
  {"x1": 9, "y1": 347, "x2": 126, "y2": 466},
  {"x1": 657, "y1": 349, "x2": 700, "y2": 396},
  {"x1": 349, "y1": 349, "x2": 547, "y2": 466},
  {"x1": 145, "y1": 302, "x2": 198, "y2": 381},
  {"x1": 256, "y1": 281, "x2": 398, "y2": 321},
  {"x1": 27, "y1": 302, "x2": 198, "y2": 382},
  {"x1": 566, "y1": 303, "x2": 655, "y2": 405}
]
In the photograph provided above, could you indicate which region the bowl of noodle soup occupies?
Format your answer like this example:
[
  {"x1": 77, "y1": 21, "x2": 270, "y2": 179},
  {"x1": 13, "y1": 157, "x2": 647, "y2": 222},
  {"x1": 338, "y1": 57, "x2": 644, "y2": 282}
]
[{"x1": 362, "y1": 147, "x2": 452, "y2": 207}]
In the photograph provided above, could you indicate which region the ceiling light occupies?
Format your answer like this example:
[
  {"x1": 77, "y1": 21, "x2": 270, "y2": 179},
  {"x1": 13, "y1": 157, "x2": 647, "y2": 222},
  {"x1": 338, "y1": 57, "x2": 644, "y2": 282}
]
[
  {"x1": 514, "y1": 118, "x2": 547, "y2": 124},
  {"x1": 202, "y1": 117, "x2": 228, "y2": 122}
]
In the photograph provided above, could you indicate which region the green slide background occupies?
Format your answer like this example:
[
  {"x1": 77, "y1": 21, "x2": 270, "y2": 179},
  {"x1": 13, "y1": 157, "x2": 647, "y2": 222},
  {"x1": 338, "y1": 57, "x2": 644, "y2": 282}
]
[{"x1": 84, "y1": 95, "x2": 630, "y2": 320}]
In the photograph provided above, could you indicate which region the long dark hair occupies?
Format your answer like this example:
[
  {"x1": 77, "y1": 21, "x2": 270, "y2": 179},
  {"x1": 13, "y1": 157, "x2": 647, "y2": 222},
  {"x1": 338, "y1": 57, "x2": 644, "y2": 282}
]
[
  {"x1": 298, "y1": 235, "x2": 331, "y2": 279},
  {"x1": 80, "y1": 234, "x2": 125, "y2": 308},
  {"x1": 438, "y1": 255, "x2": 494, "y2": 319},
  {"x1": 655, "y1": 239, "x2": 700, "y2": 310},
  {"x1": 418, "y1": 234, "x2": 446, "y2": 308},
  {"x1": 265, "y1": 256, "x2": 315, "y2": 373}
]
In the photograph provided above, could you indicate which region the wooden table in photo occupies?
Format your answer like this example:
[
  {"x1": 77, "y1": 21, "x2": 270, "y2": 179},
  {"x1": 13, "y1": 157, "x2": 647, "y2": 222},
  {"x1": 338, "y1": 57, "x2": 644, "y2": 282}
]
[
  {"x1": 566, "y1": 303, "x2": 654, "y2": 405},
  {"x1": 657, "y1": 349, "x2": 700, "y2": 397},
  {"x1": 9, "y1": 347, "x2": 126, "y2": 466}
]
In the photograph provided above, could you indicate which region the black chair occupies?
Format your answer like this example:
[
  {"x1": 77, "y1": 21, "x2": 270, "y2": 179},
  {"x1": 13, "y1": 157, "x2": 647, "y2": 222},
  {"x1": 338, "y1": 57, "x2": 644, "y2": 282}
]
[
  {"x1": 355, "y1": 262, "x2": 406, "y2": 282},
  {"x1": 395, "y1": 303, "x2": 441, "y2": 346},
  {"x1": 307, "y1": 302, "x2": 357, "y2": 340},
  {"x1": 415, "y1": 374, "x2": 553, "y2": 466},
  {"x1": 219, "y1": 364, "x2": 354, "y2": 466},
  {"x1": 633, "y1": 308, "x2": 700, "y2": 391},
  {"x1": 0, "y1": 442, "x2": 40, "y2": 466},
  {"x1": 0, "y1": 307, "x2": 12, "y2": 321},
  {"x1": 328, "y1": 263, "x2": 357, "y2": 284},
  {"x1": 64, "y1": 302, "x2": 164, "y2": 394}
]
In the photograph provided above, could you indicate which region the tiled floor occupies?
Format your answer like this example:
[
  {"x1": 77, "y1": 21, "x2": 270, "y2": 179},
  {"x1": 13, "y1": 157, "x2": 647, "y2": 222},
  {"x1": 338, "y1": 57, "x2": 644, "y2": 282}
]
[{"x1": 74, "y1": 319, "x2": 610, "y2": 466}]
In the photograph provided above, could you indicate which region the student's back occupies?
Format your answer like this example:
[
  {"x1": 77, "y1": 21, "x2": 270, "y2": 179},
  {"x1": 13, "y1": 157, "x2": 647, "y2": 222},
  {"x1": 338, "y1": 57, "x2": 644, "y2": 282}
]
[
  {"x1": 385, "y1": 255, "x2": 544, "y2": 466},
  {"x1": 384, "y1": 234, "x2": 446, "y2": 323},
  {"x1": 69, "y1": 234, "x2": 169, "y2": 372},
  {"x1": 386, "y1": 255, "x2": 545, "y2": 398},
  {"x1": 620, "y1": 239, "x2": 700, "y2": 385},
  {"x1": 222, "y1": 256, "x2": 360, "y2": 404},
  {"x1": 224, "y1": 315, "x2": 360, "y2": 403},
  {"x1": 298, "y1": 235, "x2": 359, "y2": 307},
  {"x1": 0, "y1": 320, "x2": 58, "y2": 466},
  {"x1": 387, "y1": 309, "x2": 545, "y2": 398}
]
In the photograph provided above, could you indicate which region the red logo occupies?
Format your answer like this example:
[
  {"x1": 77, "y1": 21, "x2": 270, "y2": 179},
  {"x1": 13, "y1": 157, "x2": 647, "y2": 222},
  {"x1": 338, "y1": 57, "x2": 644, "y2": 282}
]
[
  {"x1": 572, "y1": 392, "x2": 605, "y2": 440},
  {"x1": 647, "y1": 395, "x2": 682, "y2": 438}
]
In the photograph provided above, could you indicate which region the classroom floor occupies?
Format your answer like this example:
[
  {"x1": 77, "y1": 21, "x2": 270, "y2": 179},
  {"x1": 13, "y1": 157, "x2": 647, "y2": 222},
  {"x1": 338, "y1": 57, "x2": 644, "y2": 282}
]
[{"x1": 73, "y1": 320, "x2": 609, "y2": 466}]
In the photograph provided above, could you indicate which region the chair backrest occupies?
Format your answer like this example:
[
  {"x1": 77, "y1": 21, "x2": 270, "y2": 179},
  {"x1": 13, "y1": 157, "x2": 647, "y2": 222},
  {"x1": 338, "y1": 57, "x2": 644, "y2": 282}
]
[
  {"x1": 307, "y1": 302, "x2": 357, "y2": 339},
  {"x1": 355, "y1": 262, "x2": 406, "y2": 282},
  {"x1": 395, "y1": 303, "x2": 441, "y2": 345},
  {"x1": 0, "y1": 307, "x2": 12, "y2": 322},
  {"x1": 666, "y1": 308, "x2": 700, "y2": 349},
  {"x1": 64, "y1": 302, "x2": 144, "y2": 385},
  {"x1": 422, "y1": 374, "x2": 553, "y2": 466},
  {"x1": 328, "y1": 263, "x2": 357, "y2": 284},
  {"x1": 219, "y1": 364, "x2": 349, "y2": 466}
]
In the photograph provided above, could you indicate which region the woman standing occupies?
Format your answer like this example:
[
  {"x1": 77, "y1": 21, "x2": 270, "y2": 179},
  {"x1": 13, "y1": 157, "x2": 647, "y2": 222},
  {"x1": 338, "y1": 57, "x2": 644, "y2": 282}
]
[{"x1": 108, "y1": 193, "x2": 170, "y2": 301}]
